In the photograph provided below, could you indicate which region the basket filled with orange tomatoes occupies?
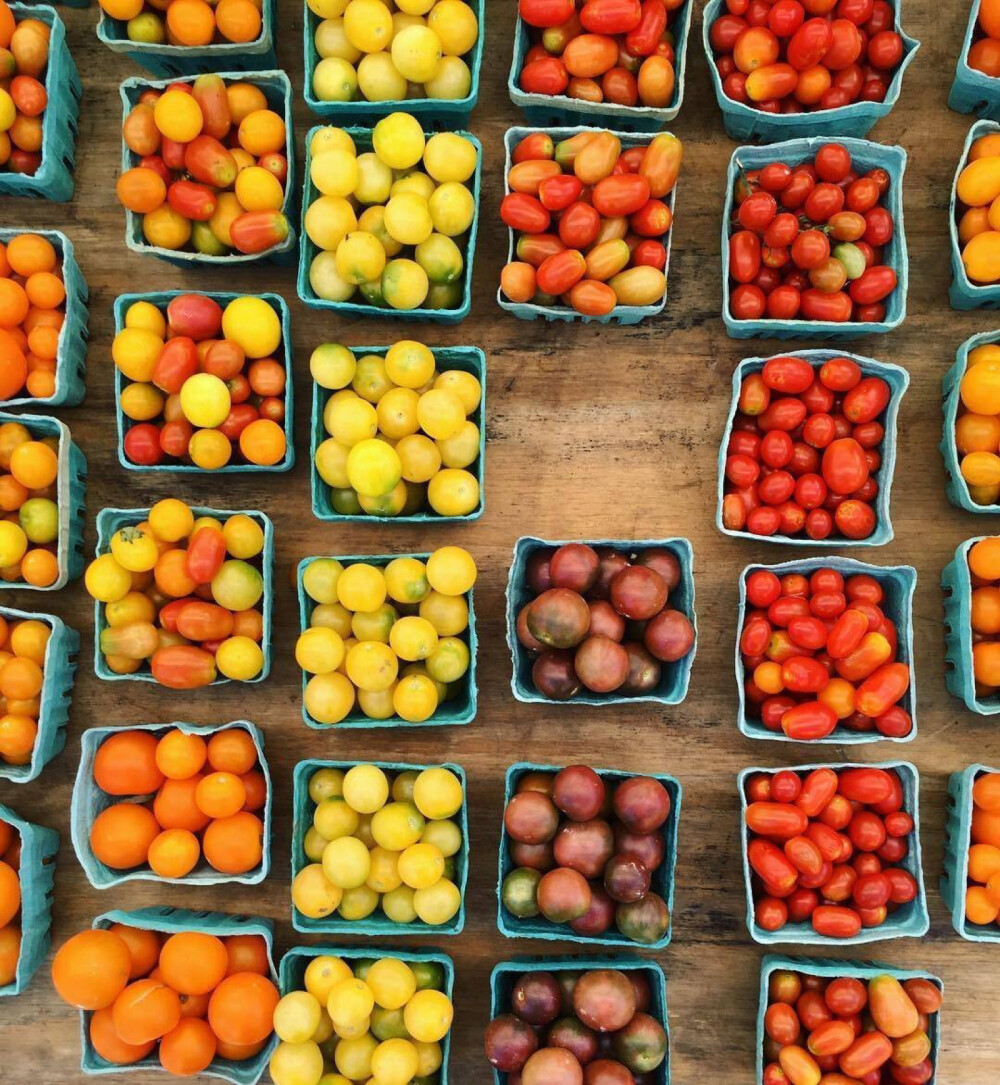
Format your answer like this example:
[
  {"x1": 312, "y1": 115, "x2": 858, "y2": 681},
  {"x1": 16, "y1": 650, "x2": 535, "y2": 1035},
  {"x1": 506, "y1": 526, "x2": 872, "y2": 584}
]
[
  {"x1": 0, "y1": 803, "x2": 58, "y2": 997},
  {"x1": 509, "y1": 0, "x2": 692, "y2": 130},
  {"x1": 941, "y1": 764, "x2": 1000, "y2": 941},
  {"x1": 98, "y1": 0, "x2": 276, "y2": 79},
  {"x1": 117, "y1": 70, "x2": 295, "y2": 265},
  {"x1": 52, "y1": 906, "x2": 279, "y2": 1082},
  {"x1": 0, "y1": 3, "x2": 81, "y2": 201},
  {"x1": 943, "y1": 535, "x2": 1000, "y2": 715},
  {"x1": 941, "y1": 330, "x2": 1000, "y2": 512},
  {"x1": 0, "y1": 230, "x2": 87, "y2": 407},
  {"x1": 949, "y1": 119, "x2": 1000, "y2": 309},
  {"x1": 951, "y1": 0, "x2": 1000, "y2": 118},
  {"x1": 71, "y1": 721, "x2": 270, "y2": 889},
  {"x1": 112, "y1": 292, "x2": 293, "y2": 473},
  {"x1": 0, "y1": 413, "x2": 86, "y2": 591},
  {"x1": 86, "y1": 501, "x2": 273, "y2": 688}
]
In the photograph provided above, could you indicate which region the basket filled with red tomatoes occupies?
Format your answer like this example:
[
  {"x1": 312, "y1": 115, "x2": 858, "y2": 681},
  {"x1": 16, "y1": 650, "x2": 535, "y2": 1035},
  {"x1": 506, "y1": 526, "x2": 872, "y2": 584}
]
[
  {"x1": 718, "y1": 351, "x2": 908, "y2": 546},
  {"x1": 117, "y1": 70, "x2": 295, "y2": 266},
  {"x1": 509, "y1": 0, "x2": 692, "y2": 130},
  {"x1": 736, "y1": 557, "x2": 917, "y2": 744},
  {"x1": 940, "y1": 763, "x2": 1000, "y2": 942},
  {"x1": 723, "y1": 138, "x2": 907, "y2": 338},
  {"x1": 112, "y1": 292, "x2": 293, "y2": 474},
  {"x1": 740, "y1": 762, "x2": 928, "y2": 945},
  {"x1": 97, "y1": 0, "x2": 276, "y2": 79},
  {"x1": 943, "y1": 535, "x2": 1000, "y2": 715},
  {"x1": 950, "y1": 0, "x2": 1000, "y2": 118},
  {"x1": 949, "y1": 119, "x2": 1000, "y2": 309},
  {"x1": 703, "y1": 0, "x2": 918, "y2": 142},
  {"x1": 499, "y1": 126, "x2": 681, "y2": 323}
]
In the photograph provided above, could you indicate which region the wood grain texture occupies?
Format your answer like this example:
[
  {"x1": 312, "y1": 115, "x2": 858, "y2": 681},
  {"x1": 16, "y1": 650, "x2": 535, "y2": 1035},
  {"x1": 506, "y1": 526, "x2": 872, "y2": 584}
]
[{"x1": 1, "y1": 0, "x2": 998, "y2": 1081}]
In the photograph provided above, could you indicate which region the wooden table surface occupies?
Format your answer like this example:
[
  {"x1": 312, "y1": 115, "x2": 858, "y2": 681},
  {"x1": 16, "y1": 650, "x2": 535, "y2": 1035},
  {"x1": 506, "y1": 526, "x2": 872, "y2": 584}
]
[{"x1": 2, "y1": 0, "x2": 999, "y2": 1080}]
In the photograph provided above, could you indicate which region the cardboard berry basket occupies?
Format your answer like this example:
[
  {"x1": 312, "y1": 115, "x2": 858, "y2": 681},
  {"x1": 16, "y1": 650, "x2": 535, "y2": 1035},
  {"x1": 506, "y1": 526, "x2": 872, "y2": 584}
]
[
  {"x1": 940, "y1": 763, "x2": 1000, "y2": 942},
  {"x1": 310, "y1": 345, "x2": 484, "y2": 522},
  {"x1": 92, "y1": 506, "x2": 274, "y2": 685},
  {"x1": 98, "y1": 0, "x2": 276, "y2": 78},
  {"x1": 721, "y1": 138, "x2": 908, "y2": 338},
  {"x1": 112, "y1": 291, "x2": 294, "y2": 474},
  {"x1": 303, "y1": 0, "x2": 483, "y2": 121},
  {"x1": 507, "y1": 0, "x2": 693, "y2": 131},
  {"x1": 942, "y1": 535, "x2": 1000, "y2": 714},
  {"x1": 950, "y1": 1, "x2": 1000, "y2": 118},
  {"x1": 496, "y1": 761, "x2": 681, "y2": 949},
  {"x1": 703, "y1": 0, "x2": 919, "y2": 142},
  {"x1": 0, "y1": 605, "x2": 77, "y2": 784},
  {"x1": 716, "y1": 351, "x2": 909, "y2": 548},
  {"x1": 79, "y1": 907, "x2": 277, "y2": 1084},
  {"x1": 735, "y1": 556, "x2": 917, "y2": 744},
  {"x1": 118, "y1": 70, "x2": 296, "y2": 267},
  {"x1": 289, "y1": 757, "x2": 468, "y2": 936},
  {"x1": 0, "y1": 803, "x2": 58, "y2": 997},
  {"x1": 738, "y1": 761, "x2": 929, "y2": 947},
  {"x1": 0, "y1": 6, "x2": 81, "y2": 202},
  {"x1": 949, "y1": 118, "x2": 1000, "y2": 309},
  {"x1": 498, "y1": 124, "x2": 677, "y2": 325},
  {"x1": 71, "y1": 720, "x2": 272, "y2": 889}
]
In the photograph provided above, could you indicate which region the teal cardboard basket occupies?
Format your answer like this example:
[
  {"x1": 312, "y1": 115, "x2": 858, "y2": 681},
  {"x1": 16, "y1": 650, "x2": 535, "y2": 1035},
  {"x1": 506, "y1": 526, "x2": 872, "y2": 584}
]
[
  {"x1": 949, "y1": 119, "x2": 1000, "y2": 309},
  {"x1": 0, "y1": 804, "x2": 57, "y2": 997},
  {"x1": 112, "y1": 291, "x2": 294, "y2": 473},
  {"x1": 507, "y1": 0, "x2": 692, "y2": 130},
  {"x1": 297, "y1": 553, "x2": 476, "y2": 728},
  {"x1": 0, "y1": 229, "x2": 87, "y2": 407},
  {"x1": 0, "y1": 6, "x2": 80, "y2": 202},
  {"x1": 941, "y1": 763, "x2": 1000, "y2": 942},
  {"x1": 722, "y1": 139, "x2": 908, "y2": 338},
  {"x1": 497, "y1": 762, "x2": 681, "y2": 949},
  {"x1": 943, "y1": 536, "x2": 1000, "y2": 714},
  {"x1": 71, "y1": 720, "x2": 271, "y2": 889},
  {"x1": 98, "y1": 0, "x2": 276, "y2": 77},
  {"x1": 119, "y1": 70, "x2": 296, "y2": 267},
  {"x1": 0, "y1": 607, "x2": 77, "y2": 784},
  {"x1": 81, "y1": 907, "x2": 277, "y2": 1084},
  {"x1": 736, "y1": 556, "x2": 917, "y2": 743},
  {"x1": 310, "y1": 345, "x2": 484, "y2": 522},
  {"x1": 0, "y1": 412, "x2": 86, "y2": 591},
  {"x1": 290, "y1": 758, "x2": 468, "y2": 935},
  {"x1": 490, "y1": 956, "x2": 669, "y2": 1085},
  {"x1": 950, "y1": 1, "x2": 1000, "y2": 118},
  {"x1": 756, "y1": 954, "x2": 941, "y2": 1085},
  {"x1": 941, "y1": 330, "x2": 1000, "y2": 511},
  {"x1": 505, "y1": 536, "x2": 697, "y2": 706},
  {"x1": 93, "y1": 506, "x2": 273, "y2": 685},
  {"x1": 739, "y1": 761, "x2": 929, "y2": 946},
  {"x1": 297, "y1": 124, "x2": 481, "y2": 323},
  {"x1": 498, "y1": 125, "x2": 677, "y2": 325},
  {"x1": 704, "y1": 0, "x2": 919, "y2": 142},
  {"x1": 304, "y1": 0, "x2": 483, "y2": 120},
  {"x1": 717, "y1": 352, "x2": 909, "y2": 547}
]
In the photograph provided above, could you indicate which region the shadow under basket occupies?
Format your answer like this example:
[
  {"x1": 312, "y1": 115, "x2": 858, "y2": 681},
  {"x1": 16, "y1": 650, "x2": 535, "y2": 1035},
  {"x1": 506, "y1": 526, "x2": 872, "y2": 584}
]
[
  {"x1": 942, "y1": 536, "x2": 1000, "y2": 715},
  {"x1": 941, "y1": 764, "x2": 1000, "y2": 942},
  {"x1": 949, "y1": 118, "x2": 1000, "y2": 309},
  {"x1": 950, "y1": 1, "x2": 1000, "y2": 119},
  {"x1": 496, "y1": 762, "x2": 681, "y2": 949}
]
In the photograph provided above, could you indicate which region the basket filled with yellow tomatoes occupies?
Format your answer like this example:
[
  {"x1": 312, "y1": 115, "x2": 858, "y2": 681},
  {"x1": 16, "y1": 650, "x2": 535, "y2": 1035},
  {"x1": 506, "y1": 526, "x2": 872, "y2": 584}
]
[
  {"x1": 941, "y1": 330, "x2": 1000, "y2": 512},
  {"x1": 0, "y1": 230, "x2": 88, "y2": 408},
  {"x1": 117, "y1": 70, "x2": 295, "y2": 264},
  {"x1": 951, "y1": 0, "x2": 1000, "y2": 118},
  {"x1": 299, "y1": 118, "x2": 480, "y2": 320},
  {"x1": 296, "y1": 547, "x2": 477, "y2": 728},
  {"x1": 0, "y1": 3, "x2": 81, "y2": 202},
  {"x1": 71, "y1": 721, "x2": 270, "y2": 889},
  {"x1": 950, "y1": 119, "x2": 1000, "y2": 308},
  {"x1": 87, "y1": 501, "x2": 272, "y2": 688},
  {"x1": 97, "y1": 0, "x2": 276, "y2": 79},
  {"x1": 305, "y1": 0, "x2": 482, "y2": 121},
  {"x1": 0, "y1": 413, "x2": 86, "y2": 591},
  {"x1": 113, "y1": 292, "x2": 293, "y2": 473},
  {"x1": 310, "y1": 340, "x2": 483, "y2": 521}
]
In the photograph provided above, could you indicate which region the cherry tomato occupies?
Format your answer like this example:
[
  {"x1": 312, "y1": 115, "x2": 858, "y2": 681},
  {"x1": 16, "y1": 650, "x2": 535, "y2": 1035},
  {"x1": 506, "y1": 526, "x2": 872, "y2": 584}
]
[
  {"x1": 558, "y1": 201, "x2": 601, "y2": 248},
  {"x1": 731, "y1": 283, "x2": 766, "y2": 319},
  {"x1": 521, "y1": 56, "x2": 570, "y2": 94}
]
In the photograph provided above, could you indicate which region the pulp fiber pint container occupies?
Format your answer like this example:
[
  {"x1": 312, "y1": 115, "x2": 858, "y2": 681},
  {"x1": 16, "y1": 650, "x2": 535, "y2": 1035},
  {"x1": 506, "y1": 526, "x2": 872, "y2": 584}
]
[
  {"x1": 949, "y1": 118, "x2": 1000, "y2": 309},
  {"x1": 942, "y1": 536, "x2": 1000, "y2": 714},
  {"x1": 940, "y1": 763, "x2": 1000, "y2": 942},
  {"x1": 950, "y1": 1, "x2": 1000, "y2": 119}
]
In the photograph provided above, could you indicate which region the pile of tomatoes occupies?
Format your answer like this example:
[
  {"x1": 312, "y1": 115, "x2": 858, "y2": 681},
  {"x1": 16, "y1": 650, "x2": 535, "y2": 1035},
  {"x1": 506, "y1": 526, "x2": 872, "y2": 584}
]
[
  {"x1": 965, "y1": 537, "x2": 1000, "y2": 695},
  {"x1": 740, "y1": 565, "x2": 912, "y2": 740},
  {"x1": 0, "y1": 2, "x2": 51, "y2": 178},
  {"x1": 762, "y1": 967, "x2": 941, "y2": 1085},
  {"x1": 953, "y1": 339, "x2": 1000, "y2": 504},
  {"x1": 516, "y1": 0, "x2": 683, "y2": 109},
  {"x1": 709, "y1": 0, "x2": 907, "y2": 114},
  {"x1": 0, "y1": 816, "x2": 22, "y2": 987},
  {"x1": 114, "y1": 293, "x2": 287, "y2": 470},
  {"x1": 500, "y1": 129, "x2": 681, "y2": 316},
  {"x1": 961, "y1": 770, "x2": 1000, "y2": 927},
  {"x1": 100, "y1": 0, "x2": 263, "y2": 47},
  {"x1": 722, "y1": 355, "x2": 891, "y2": 541},
  {"x1": 86, "y1": 726, "x2": 266, "y2": 880},
  {"x1": 728, "y1": 142, "x2": 898, "y2": 324},
  {"x1": 52, "y1": 922, "x2": 278, "y2": 1077},
  {"x1": 85, "y1": 500, "x2": 268, "y2": 688},
  {"x1": 0, "y1": 614, "x2": 52, "y2": 769},
  {"x1": 745, "y1": 764, "x2": 920, "y2": 938},
  {"x1": 0, "y1": 419, "x2": 63, "y2": 588},
  {"x1": 954, "y1": 131, "x2": 1000, "y2": 287},
  {"x1": 0, "y1": 233, "x2": 69, "y2": 403},
  {"x1": 117, "y1": 74, "x2": 290, "y2": 256},
  {"x1": 964, "y1": 0, "x2": 1000, "y2": 77}
]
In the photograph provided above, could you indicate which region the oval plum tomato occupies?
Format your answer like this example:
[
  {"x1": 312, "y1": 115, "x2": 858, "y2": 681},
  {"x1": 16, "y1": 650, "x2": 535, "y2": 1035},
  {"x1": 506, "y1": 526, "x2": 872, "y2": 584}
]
[
  {"x1": 580, "y1": 0, "x2": 642, "y2": 33},
  {"x1": 764, "y1": 212, "x2": 799, "y2": 247},
  {"x1": 730, "y1": 230, "x2": 762, "y2": 282},
  {"x1": 745, "y1": 62, "x2": 799, "y2": 100},
  {"x1": 593, "y1": 174, "x2": 651, "y2": 217},
  {"x1": 762, "y1": 355, "x2": 814, "y2": 393},
  {"x1": 731, "y1": 284, "x2": 766, "y2": 319},
  {"x1": 767, "y1": 285, "x2": 801, "y2": 318},
  {"x1": 734, "y1": 27, "x2": 780, "y2": 73},
  {"x1": 558, "y1": 202, "x2": 602, "y2": 248},
  {"x1": 800, "y1": 289, "x2": 853, "y2": 321},
  {"x1": 538, "y1": 174, "x2": 584, "y2": 211},
  {"x1": 568, "y1": 279, "x2": 617, "y2": 316},
  {"x1": 624, "y1": 0, "x2": 666, "y2": 56},
  {"x1": 786, "y1": 18, "x2": 833, "y2": 70},
  {"x1": 520, "y1": 0, "x2": 576, "y2": 28},
  {"x1": 849, "y1": 266, "x2": 896, "y2": 305},
  {"x1": 536, "y1": 249, "x2": 587, "y2": 295},
  {"x1": 711, "y1": 13, "x2": 749, "y2": 51},
  {"x1": 563, "y1": 34, "x2": 620, "y2": 78},
  {"x1": 863, "y1": 206, "x2": 893, "y2": 245},
  {"x1": 822, "y1": 437, "x2": 868, "y2": 494},
  {"x1": 513, "y1": 133, "x2": 555, "y2": 163}
]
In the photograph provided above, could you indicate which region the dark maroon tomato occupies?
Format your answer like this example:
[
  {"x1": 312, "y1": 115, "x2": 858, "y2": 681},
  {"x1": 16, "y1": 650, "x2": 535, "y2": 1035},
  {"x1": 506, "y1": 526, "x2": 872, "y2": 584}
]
[
  {"x1": 620, "y1": 641, "x2": 662, "y2": 694},
  {"x1": 611, "y1": 1011, "x2": 667, "y2": 1075},
  {"x1": 609, "y1": 565, "x2": 669, "y2": 620},
  {"x1": 553, "y1": 765, "x2": 606, "y2": 822},
  {"x1": 528, "y1": 589, "x2": 592, "y2": 648},
  {"x1": 550, "y1": 543, "x2": 600, "y2": 592},
  {"x1": 582, "y1": 1058, "x2": 634, "y2": 1084},
  {"x1": 575, "y1": 636, "x2": 630, "y2": 693},
  {"x1": 485, "y1": 1013, "x2": 539, "y2": 1071},
  {"x1": 615, "y1": 891, "x2": 670, "y2": 945},
  {"x1": 505, "y1": 790, "x2": 560, "y2": 844},
  {"x1": 591, "y1": 548, "x2": 629, "y2": 600},
  {"x1": 548, "y1": 1016, "x2": 601, "y2": 1064},
  {"x1": 588, "y1": 600, "x2": 626, "y2": 642},
  {"x1": 573, "y1": 969, "x2": 638, "y2": 1032},
  {"x1": 612, "y1": 825, "x2": 665, "y2": 871},
  {"x1": 537, "y1": 867, "x2": 592, "y2": 923},
  {"x1": 731, "y1": 283, "x2": 766, "y2": 319},
  {"x1": 604, "y1": 852, "x2": 651, "y2": 903},
  {"x1": 527, "y1": 549, "x2": 554, "y2": 593},
  {"x1": 730, "y1": 229, "x2": 762, "y2": 282},
  {"x1": 511, "y1": 840, "x2": 556, "y2": 871},
  {"x1": 635, "y1": 548, "x2": 680, "y2": 591},
  {"x1": 613, "y1": 775, "x2": 671, "y2": 833},
  {"x1": 533, "y1": 649, "x2": 582, "y2": 700},
  {"x1": 517, "y1": 604, "x2": 546, "y2": 653},
  {"x1": 554, "y1": 819, "x2": 615, "y2": 878},
  {"x1": 644, "y1": 608, "x2": 695, "y2": 662},
  {"x1": 512, "y1": 971, "x2": 563, "y2": 1025}
]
